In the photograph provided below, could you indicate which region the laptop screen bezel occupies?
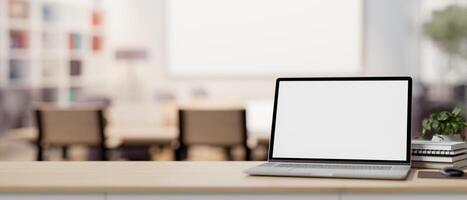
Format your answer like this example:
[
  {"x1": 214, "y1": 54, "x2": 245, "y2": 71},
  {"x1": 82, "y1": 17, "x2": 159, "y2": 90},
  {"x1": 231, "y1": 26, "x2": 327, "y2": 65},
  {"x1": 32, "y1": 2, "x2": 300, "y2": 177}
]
[{"x1": 267, "y1": 77, "x2": 412, "y2": 165}]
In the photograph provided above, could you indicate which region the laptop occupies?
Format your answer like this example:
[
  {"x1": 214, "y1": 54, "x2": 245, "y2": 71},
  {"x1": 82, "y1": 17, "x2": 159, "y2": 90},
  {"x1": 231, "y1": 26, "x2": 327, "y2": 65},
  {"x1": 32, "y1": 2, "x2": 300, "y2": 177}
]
[{"x1": 245, "y1": 77, "x2": 412, "y2": 179}]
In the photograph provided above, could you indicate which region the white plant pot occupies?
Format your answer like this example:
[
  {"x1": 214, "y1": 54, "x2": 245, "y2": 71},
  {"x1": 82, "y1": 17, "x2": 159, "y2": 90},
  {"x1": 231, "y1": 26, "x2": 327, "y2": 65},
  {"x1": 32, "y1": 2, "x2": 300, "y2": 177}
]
[{"x1": 431, "y1": 134, "x2": 463, "y2": 142}]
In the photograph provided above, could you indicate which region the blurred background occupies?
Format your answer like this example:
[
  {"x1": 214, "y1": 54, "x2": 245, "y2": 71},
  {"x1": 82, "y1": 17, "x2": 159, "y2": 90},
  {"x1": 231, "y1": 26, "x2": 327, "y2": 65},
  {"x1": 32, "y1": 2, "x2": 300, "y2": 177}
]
[{"x1": 0, "y1": 0, "x2": 467, "y2": 161}]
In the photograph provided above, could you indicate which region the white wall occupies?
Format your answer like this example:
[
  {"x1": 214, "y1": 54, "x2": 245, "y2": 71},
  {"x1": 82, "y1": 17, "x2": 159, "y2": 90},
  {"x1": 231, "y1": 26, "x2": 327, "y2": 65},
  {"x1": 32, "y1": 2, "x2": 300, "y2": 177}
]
[
  {"x1": 102, "y1": 0, "x2": 276, "y2": 104},
  {"x1": 102, "y1": 0, "x2": 421, "y2": 104}
]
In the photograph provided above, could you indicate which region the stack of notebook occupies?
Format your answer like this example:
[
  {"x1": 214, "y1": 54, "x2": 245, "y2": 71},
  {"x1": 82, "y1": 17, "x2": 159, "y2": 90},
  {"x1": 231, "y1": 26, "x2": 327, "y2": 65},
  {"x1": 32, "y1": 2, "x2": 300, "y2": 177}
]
[{"x1": 412, "y1": 140, "x2": 467, "y2": 168}]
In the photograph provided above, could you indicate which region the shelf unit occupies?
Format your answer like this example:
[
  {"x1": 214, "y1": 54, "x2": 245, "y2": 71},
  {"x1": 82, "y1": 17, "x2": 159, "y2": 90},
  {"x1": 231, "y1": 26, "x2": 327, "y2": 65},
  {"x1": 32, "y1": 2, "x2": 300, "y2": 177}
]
[{"x1": 0, "y1": 0, "x2": 105, "y2": 105}]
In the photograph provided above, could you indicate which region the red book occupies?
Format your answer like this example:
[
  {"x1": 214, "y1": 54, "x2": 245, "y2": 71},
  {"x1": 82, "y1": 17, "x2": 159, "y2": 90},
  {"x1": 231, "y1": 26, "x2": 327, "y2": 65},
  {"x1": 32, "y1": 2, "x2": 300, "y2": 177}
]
[
  {"x1": 92, "y1": 36, "x2": 102, "y2": 51},
  {"x1": 92, "y1": 11, "x2": 101, "y2": 26},
  {"x1": 10, "y1": 30, "x2": 29, "y2": 48},
  {"x1": 68, "y1": 34, "x2": 73, "y2": 49}
]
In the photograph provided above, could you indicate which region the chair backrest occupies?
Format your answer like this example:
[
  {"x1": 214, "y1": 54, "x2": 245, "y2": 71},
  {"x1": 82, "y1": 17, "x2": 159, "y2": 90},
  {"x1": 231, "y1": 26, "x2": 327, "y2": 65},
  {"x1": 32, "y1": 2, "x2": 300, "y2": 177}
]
[
  {"x1": 35, "y1": 107, "x2": 105, "y2": 146},
  {"x1": 178, "y1": 109, "x2": 247, "y2": 147}
]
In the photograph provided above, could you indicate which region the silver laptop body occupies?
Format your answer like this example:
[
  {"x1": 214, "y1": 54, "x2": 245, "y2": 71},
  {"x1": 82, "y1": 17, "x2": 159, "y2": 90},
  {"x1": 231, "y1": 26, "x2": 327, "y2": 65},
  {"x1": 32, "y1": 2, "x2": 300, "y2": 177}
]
[{"x1": 245, "y1": 77, "x2": 412, "y2": 180}]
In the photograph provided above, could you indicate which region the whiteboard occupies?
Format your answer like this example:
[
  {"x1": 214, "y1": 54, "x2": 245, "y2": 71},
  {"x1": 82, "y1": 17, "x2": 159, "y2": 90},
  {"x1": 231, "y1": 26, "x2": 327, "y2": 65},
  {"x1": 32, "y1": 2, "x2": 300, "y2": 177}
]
[{"x1": 166, "y1": 0, "x2": 363, "y2": 76}]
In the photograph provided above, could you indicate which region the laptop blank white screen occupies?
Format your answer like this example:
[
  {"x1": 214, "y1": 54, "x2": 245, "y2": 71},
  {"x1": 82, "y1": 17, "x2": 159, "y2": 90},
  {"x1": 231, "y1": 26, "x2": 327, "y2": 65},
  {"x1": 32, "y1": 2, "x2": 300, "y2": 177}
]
[{"x1": 272, "y1": 80, "x2": 409, "y2": 161}]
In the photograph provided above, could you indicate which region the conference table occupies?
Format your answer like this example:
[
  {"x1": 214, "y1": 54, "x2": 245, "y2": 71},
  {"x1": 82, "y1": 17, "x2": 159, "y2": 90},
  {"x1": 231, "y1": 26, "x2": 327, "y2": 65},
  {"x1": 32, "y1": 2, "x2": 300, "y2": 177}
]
[
  {"x1": 0, "y1": 127, "x2": 178, "y2": 148},
  {"x1": 0, "y1": 161, "x2": 465, "y2": 199},
  {"x1": 1, "y1": 127, "x2": 270, "y2": 151},
  {"x1": 1, "y1": 100, "x2": 273, "y2": 159}
]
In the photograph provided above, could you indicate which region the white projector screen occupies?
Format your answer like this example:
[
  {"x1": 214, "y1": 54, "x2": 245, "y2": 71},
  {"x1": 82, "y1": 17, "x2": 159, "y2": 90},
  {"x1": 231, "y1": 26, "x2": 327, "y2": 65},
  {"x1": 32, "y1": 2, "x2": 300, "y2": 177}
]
[
  {"x1": 166, "y1": 0, "x2": 363, "y2": 76},
  {"x1": 272, "y1": 80, "x2": 409, "y2": 161}
]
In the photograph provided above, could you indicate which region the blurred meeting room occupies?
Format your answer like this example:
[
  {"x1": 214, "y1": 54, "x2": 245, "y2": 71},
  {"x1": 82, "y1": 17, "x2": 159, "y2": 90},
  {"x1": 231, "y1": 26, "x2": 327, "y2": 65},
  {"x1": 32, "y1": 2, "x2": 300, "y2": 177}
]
[{"x1": 0, "y1": 0, "x2": 466, "y2": 162}]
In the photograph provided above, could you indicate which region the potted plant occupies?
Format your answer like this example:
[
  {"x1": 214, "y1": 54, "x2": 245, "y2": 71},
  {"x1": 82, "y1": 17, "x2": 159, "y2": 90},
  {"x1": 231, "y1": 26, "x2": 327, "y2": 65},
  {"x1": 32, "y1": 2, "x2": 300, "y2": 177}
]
[{"x1": 422, "y1": 106, "x2": 467, "y2": 141}]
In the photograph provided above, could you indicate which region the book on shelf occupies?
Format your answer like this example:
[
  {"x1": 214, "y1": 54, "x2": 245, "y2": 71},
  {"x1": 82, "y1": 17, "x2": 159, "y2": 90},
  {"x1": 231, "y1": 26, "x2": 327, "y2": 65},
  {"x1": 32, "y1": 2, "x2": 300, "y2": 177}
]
[
  {"x1": 9, "y1": 0, "x2": 29, "y2": 19},
  {"x1": 412, "y1": 153, "x2": 467, "y2": 163},
  {"x1": 68, "y1": 87, "x2": 81, "y2": 103},
  {"x1": 412, "y1": 148, "x2": 467, "y2": 156},
  {"x1": 69, "y1": 60, "x2": 82, "y2": 76},
  {"x1": 68, "y1": 33, "x2": 82, "y2": 50},
  {"x1": 9, "y1": 30, "x2": 29, "y2": 49},
  {"x1": 412, "y1": 159, "x2": 467, "y2": 169},
  {"x1": 92, "y1": 36, "x2": 102, "y2": 52},
  {"x1": 8, "y1": 59, "x2": 28, "y2": 80},
  {"x1": 92, "y1": 10, "x2": 102, "y2": 26},
  {"x1": 42, "y1": 4, "x2": 57, "y2": 22},
  {"x1": 412, "y1": 139, "x2": 467, "y2": 151},
  {"x1": 40, "y1": 88, "x2": 58, "y2": 103}
]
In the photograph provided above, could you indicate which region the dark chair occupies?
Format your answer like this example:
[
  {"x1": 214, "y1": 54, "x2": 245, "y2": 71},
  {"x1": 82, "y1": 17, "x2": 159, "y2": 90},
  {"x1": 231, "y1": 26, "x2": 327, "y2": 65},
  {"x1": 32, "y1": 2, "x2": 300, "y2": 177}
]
[
  {"x1": 176, "y1": 109, "x2": 251, "y2": 161},
  {"x1": 34, "y1": 106, "x2": 107, "y2": 161}
]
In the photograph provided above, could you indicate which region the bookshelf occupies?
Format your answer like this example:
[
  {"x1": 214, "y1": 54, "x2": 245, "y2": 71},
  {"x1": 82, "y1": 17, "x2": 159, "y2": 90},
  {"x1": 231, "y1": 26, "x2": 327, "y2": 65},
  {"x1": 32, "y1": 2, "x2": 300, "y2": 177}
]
[{"x1": 0, "y1": 0, "x2": 105, "y2": 105}]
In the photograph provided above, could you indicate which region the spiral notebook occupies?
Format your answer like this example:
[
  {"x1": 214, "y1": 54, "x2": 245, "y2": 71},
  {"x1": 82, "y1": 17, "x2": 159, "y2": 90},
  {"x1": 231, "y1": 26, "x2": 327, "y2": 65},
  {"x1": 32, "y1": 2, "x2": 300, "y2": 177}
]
[
  {"x1": 412, "y1": 148, "x2": 467, "y2": 156},
  {"x1": 412, "y1": 152, "x2": 467, "y2": 162}
]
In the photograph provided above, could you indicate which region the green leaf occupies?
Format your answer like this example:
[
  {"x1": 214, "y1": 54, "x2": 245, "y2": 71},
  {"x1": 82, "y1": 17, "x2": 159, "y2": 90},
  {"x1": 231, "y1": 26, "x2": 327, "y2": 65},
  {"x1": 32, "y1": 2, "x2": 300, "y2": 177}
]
[
  {"x1": 453, "y1": 106, "x2": 462, "y2": 116},
  {"x1": 438, "y1": 112, "x2": 449, "y2": 121},
  {"x1": 433, "y1": 121, "x2": 439, "y2": 129},
  {"x1": 422, "y1": 119, "x2": 429, "y2": 128}
]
